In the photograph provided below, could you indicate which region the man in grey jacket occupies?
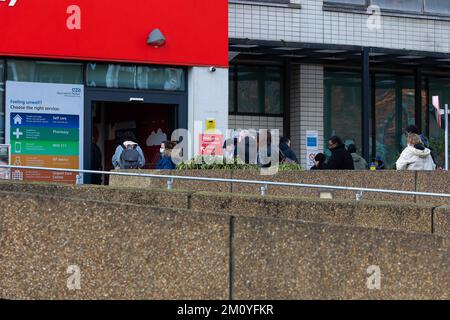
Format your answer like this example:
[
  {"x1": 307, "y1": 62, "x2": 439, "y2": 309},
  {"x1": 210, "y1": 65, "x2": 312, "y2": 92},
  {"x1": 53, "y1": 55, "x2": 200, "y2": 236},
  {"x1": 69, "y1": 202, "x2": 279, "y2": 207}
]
[{"x1": 348, "y1": 144, "x2": 368, "y2": 170}]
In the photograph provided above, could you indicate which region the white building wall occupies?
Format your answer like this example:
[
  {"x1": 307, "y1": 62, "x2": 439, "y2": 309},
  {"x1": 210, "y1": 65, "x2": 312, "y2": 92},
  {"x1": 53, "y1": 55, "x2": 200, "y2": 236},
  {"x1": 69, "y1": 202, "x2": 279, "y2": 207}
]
[
  {"x1": 230, "y1": 0, "x2": 450, "y2": 53},
  {"x1": 228, "y1": 115, "x2": 284, "y2": 133},
  {"x1": 188, "y1": 67, "x2": 229, "y2": 158},
  {"x1": 290, "y1": 64, "x2": 324, "y2": 168}
]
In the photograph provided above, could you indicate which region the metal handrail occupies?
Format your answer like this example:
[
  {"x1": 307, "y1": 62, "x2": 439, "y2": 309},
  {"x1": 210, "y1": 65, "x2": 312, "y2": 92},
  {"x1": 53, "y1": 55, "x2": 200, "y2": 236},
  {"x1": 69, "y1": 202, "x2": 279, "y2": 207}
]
[{"x1": 1, "y1": 164, "x2": 450, "y2": 200}]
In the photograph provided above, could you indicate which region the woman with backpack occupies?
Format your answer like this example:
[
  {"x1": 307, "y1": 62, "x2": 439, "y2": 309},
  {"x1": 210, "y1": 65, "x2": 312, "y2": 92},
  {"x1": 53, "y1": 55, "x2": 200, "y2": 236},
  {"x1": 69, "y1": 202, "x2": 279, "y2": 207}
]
[{"x1": 112, "y1": 131, "x2": 146, "y2": 170}]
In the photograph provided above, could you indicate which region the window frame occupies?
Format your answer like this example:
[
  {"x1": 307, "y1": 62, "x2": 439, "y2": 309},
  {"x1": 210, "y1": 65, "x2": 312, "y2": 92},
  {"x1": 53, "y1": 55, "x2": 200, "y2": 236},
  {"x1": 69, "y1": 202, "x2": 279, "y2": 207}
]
[
  {"x1": 323, "y1": 0, "x2": 450, "y2": 18},
  {"x1": 229, "y1": 64, "x2": 285, "y2": 117}
]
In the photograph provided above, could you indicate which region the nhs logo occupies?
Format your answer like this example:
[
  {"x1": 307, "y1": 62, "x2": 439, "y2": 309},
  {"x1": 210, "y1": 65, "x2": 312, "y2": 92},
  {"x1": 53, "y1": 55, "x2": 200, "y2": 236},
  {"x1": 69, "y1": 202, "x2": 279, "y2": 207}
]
[{"x1": 0, "y1": 0, "x2": 17, "y2": 7}]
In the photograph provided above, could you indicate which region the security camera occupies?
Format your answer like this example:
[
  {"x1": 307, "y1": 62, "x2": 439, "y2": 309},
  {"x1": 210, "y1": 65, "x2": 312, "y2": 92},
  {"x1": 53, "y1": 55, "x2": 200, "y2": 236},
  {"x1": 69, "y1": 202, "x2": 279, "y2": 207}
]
[{"x1": 209, "y1": 66, "x2": 217, "y2": 73}]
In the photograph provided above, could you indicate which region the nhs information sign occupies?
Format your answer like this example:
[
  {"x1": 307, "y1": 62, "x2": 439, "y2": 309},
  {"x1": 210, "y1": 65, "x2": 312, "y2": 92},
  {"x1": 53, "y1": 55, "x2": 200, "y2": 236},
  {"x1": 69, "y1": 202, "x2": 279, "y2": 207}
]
[{"x1": 5, "y1": 81, "x2": 84, "y2": 183}]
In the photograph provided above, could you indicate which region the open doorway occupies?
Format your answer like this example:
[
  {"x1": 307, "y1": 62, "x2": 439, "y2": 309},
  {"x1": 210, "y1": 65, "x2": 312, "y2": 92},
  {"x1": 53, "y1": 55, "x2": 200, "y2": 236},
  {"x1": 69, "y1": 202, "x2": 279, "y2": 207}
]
[{"x1": 91, "y1": 101, "x2": 177, "y2": 184}]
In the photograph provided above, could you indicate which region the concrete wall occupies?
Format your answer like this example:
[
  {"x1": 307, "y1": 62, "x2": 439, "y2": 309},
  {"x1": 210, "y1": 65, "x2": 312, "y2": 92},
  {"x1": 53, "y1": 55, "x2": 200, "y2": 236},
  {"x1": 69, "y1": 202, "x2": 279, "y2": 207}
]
[
  {"x1": 0, "y1": 179, "x2": 446, "y2": 235},
  {"x1": 0, "y1": 190, "x2": 448, "y2": 299},
  {"x1": 0, "y1": 192, "x2": 230, "y2": 300},
  {"x1": 105, "y1": 169, "x2": 450, "y2": 205}
]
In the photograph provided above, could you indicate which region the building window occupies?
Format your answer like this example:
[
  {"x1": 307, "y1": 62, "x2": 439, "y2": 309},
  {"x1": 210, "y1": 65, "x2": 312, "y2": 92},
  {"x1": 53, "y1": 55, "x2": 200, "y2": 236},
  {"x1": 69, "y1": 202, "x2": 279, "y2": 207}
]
[
  {"x1": 373, "y1": 0, "x2": 421, "y2": 12},
  {"x1": 323, "y1": 0, "x2": 366, "y2": 5},
  {"x1": 424, "y1": 0, "x2": 450, "y2": 15},
  {"x1": 234, "y1": 0, "x2": 290, "y2": 3},
  {"x1": 7, "y1": 60, "x2": 83, "y2": 84},
  {"x1": 325, "y1": 0, "x2": 450, "y2": 16},
  {"x1": 427, "y1": 77, "x2": 450, "y2": 167},
  {"x1": 230, "y1": 64, "x2": 284, "y2": 116},
  {"x1": 324, "y1": 71, "x2": 363, "y2": 155},
  {"x1": 0, "y1": 61, "x2": 4, "y2": 143},
  {"x1": 86, "y1": 63, "x2": 186, "y2": 91}
]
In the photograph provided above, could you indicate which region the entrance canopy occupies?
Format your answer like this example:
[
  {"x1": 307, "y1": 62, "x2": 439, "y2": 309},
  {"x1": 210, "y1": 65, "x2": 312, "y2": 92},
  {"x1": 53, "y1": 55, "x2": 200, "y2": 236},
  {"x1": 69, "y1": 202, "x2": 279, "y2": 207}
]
[{"x1": 230, "y1": 38, "x2": 450, "y2": 73}]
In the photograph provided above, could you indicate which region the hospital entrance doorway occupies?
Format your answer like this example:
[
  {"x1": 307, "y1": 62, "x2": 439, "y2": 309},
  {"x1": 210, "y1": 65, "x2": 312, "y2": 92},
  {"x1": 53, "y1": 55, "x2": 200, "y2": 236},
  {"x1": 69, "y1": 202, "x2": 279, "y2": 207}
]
[{"x1": 91, "y1": 101, "x2": 178, "y2": 184}]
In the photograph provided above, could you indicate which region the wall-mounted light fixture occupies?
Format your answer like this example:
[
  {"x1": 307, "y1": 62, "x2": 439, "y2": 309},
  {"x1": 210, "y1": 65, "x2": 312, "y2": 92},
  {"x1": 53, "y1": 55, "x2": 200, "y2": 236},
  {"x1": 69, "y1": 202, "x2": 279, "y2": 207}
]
[{"x1": 147, "y1": 28, "x2": 166, "y2": 48}]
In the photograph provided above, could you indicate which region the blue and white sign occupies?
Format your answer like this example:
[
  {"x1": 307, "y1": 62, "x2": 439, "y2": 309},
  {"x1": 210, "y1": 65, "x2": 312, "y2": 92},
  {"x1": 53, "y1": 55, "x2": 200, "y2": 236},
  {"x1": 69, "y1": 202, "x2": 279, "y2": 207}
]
[{"x1": 306, "y1": 130, "x2": 319, "y2": 170}]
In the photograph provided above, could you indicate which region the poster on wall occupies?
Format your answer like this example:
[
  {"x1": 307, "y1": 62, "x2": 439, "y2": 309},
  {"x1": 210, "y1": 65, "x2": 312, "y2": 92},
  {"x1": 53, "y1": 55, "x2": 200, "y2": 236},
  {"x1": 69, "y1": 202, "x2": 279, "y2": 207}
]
[
  {"x1": 306, "y1": 130, "x2": 319, "y2": 170},
  {"x1": 5, "y1": 81, "x2": 84, "y2": 184},
  {"x1": 0, "y1": 144, "x2": 11, "y2": 180},
  {"x1": 199, "y1": 134, "x2": 223, "y2": 157}
]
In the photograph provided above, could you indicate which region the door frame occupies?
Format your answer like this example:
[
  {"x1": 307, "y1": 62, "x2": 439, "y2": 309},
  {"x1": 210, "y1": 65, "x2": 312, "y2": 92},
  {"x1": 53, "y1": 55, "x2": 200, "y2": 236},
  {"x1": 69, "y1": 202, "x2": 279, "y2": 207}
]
[{"x1": 84, "y1": 87, "x2": 187, "y2": 178}]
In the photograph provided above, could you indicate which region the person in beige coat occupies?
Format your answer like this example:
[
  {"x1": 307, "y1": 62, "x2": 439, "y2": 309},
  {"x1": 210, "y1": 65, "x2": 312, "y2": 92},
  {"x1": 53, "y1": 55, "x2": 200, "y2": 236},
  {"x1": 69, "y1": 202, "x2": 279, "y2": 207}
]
[{"x1": 396, "y1": 133, "x2": 436, "y2": 171}]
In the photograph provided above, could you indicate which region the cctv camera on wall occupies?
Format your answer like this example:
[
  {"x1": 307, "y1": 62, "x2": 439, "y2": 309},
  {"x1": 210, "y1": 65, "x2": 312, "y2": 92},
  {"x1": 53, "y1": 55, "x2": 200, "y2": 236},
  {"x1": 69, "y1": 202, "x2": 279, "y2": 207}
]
[{"x1": 209, "y1": 67, "x2": 217, "y2": 72}]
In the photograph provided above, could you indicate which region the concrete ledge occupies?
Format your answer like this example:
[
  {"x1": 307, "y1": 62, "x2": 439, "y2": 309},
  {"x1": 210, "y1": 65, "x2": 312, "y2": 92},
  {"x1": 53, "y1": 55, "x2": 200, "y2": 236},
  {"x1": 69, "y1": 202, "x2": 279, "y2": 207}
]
[
  {"x1": 190, "y1": 192, "x2": 434, "y2": 234},
  {"x1": 231, "y1": 170, "x2": 417, "y2": 203},
  {"x1": 416, "y1": 171, "x2": 450, "y2": 205},
  {"x1": 0, "y1": 181, "x2": 438, "y2": 235},
  {"x1": 0, "y1": 192, "x2": 229, "y2": 300},
  {"x1": 109, "y1": 170, "x2": 232, "y2": 193},
  {"x1": 233, "y1": 216, "x2": 449, "y2": 300},
  {"x1": 0, "y1": 180, "x2": 192, "y2": 210},
  {"x1": 434, "y1": 206, "x2": 450, "y2": 237}
]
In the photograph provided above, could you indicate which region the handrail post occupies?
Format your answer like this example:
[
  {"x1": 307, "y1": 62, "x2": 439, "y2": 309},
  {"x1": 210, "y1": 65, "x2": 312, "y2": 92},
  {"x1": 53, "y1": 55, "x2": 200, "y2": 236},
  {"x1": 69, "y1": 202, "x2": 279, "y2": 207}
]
[
  {"x1": 260, "y1": 184, "x2": 268, "y2": 197},
  {"x1": 356, "y1": 190, "x2": 363, "y2": 202},
  {"x1": 167, "y1": 178, "x2": 174, "y2": 190}
]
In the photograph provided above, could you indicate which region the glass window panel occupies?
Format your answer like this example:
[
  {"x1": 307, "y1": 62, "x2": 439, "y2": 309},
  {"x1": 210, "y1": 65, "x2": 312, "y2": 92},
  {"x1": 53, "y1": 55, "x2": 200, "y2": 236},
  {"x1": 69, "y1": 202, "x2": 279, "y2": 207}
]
[
  {"x1": 324, "y1": 71, "x2": 362, "y2": 156},
  {"x1": 428, "y1": 77, "x2": 450, "y2": 168},
  {"x1": 0, "y1": 61, "x2": 4, "y2": 143},
  {"x1": 229, "y1": 66, "x2": 236, "y2": 113},
  {"x1": 375, "y1": 75, "x2": 415, "y2": 169},
  {"x1": 375, "y1": 79, "x2": 396, "y2": 168},
  {"x1": 372, "y1": 0, "x2": 422, "y2": 12},
  {"x1": 87, "y1": 63, "x2": 185, "y2": 91},
  {"x1": 7, "y1": 60, "x2": 83, "y2": 84},
  {"x1": 425, "y1": 0, "x2": 450, "y2": 14},
  {"x1": 264, "y1": 67, "x2": 283, "y2": 114},
  {"x1": 86, "y1": 64, "x2": 136, "y2": 89},
  {"x1": 325, "y1": 0, "x2": 366, "y2": 5},
  {"x1": 237, "y1": 66, "x2": 261, "y2": 114}
]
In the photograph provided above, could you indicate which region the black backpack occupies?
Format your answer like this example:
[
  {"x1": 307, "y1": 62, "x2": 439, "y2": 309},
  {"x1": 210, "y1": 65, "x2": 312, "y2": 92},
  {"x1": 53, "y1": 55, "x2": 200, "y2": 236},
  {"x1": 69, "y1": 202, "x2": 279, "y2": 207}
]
[{"x1": 120, "y1": 144, "x2": 140, "y2": 169}]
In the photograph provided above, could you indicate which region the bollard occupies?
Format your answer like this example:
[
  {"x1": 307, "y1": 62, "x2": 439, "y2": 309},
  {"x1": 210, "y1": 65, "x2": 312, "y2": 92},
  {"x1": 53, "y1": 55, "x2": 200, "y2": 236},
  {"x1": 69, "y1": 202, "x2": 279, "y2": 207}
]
[
  {"x1": 167, "y1": 178, "x2": 174, "y2": 190},
  {"x1": 356, "y1": 190, "x2": 363, "y2": 202},
  {"x1": 260, "y1": 185, "x2": 268, "y2": 197}
]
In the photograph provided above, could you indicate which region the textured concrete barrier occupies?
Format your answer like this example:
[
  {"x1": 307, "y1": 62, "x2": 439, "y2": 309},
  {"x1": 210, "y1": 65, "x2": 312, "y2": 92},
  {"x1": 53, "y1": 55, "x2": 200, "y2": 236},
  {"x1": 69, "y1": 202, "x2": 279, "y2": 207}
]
[
  {"x1": 231, "y1": 170, "x2": 417, "y2": 203},
  {"x1": 416, "y1": 171, "x2": 450, "y2": 205},
  {"x1": 0, "y1": 192, "x2": 229, "y2": 300},
  {"x1": 109, "y1": 170, "x2": 232, "y2": 193},
  {"x1": 190, "y1": 193, "x2": 434, "y2": 234},
  {"x1": 434, "y1": 206, "x2": 450, "y2": 237},
  {"x1": 107, "y1": 169, "x2": 449, "y2": 204},
  {"x1": 0, "y1": 181, "x2": 438, "y2": 234},
  {"x1": 0, "y1": 180, "x2": 191, "y2": 209},
  {"x1": 232, "y1": 216, "x2": 449, "y2": 300},
  {"x1": 0, "y1": 190, "x2": 448, "y2": 300}
]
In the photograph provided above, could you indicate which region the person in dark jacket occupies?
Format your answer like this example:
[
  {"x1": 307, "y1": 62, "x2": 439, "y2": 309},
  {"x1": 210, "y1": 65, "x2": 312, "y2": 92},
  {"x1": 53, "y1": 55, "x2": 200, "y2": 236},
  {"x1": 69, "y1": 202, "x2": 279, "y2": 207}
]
[
  {"x1": 310, "y1": 153, "x2": 326, "y2": 170},
  {"x1": 324, "y1": 136, "x2": 355, "y2": 170},
  {"x1": 156, "y1": 141, "x2": 176, "y2": 170},
  {"x1": 279, "y1": 137, "x2": 299, "y2": 164}
]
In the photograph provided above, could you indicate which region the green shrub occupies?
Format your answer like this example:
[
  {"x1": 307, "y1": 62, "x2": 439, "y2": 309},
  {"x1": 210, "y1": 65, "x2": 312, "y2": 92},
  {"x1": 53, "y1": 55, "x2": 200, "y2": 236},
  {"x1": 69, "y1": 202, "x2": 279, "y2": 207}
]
[{"x1": 176, "y1": 156, "x2": 304, "y2": 171}]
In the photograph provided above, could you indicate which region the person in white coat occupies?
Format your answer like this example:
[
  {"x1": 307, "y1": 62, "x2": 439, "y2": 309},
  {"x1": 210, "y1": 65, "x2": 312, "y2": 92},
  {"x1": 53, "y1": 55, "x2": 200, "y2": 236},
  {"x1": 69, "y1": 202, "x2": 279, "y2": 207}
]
[{"x1": 396, "y1": 133, "x2": 436, "y2": 171}]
